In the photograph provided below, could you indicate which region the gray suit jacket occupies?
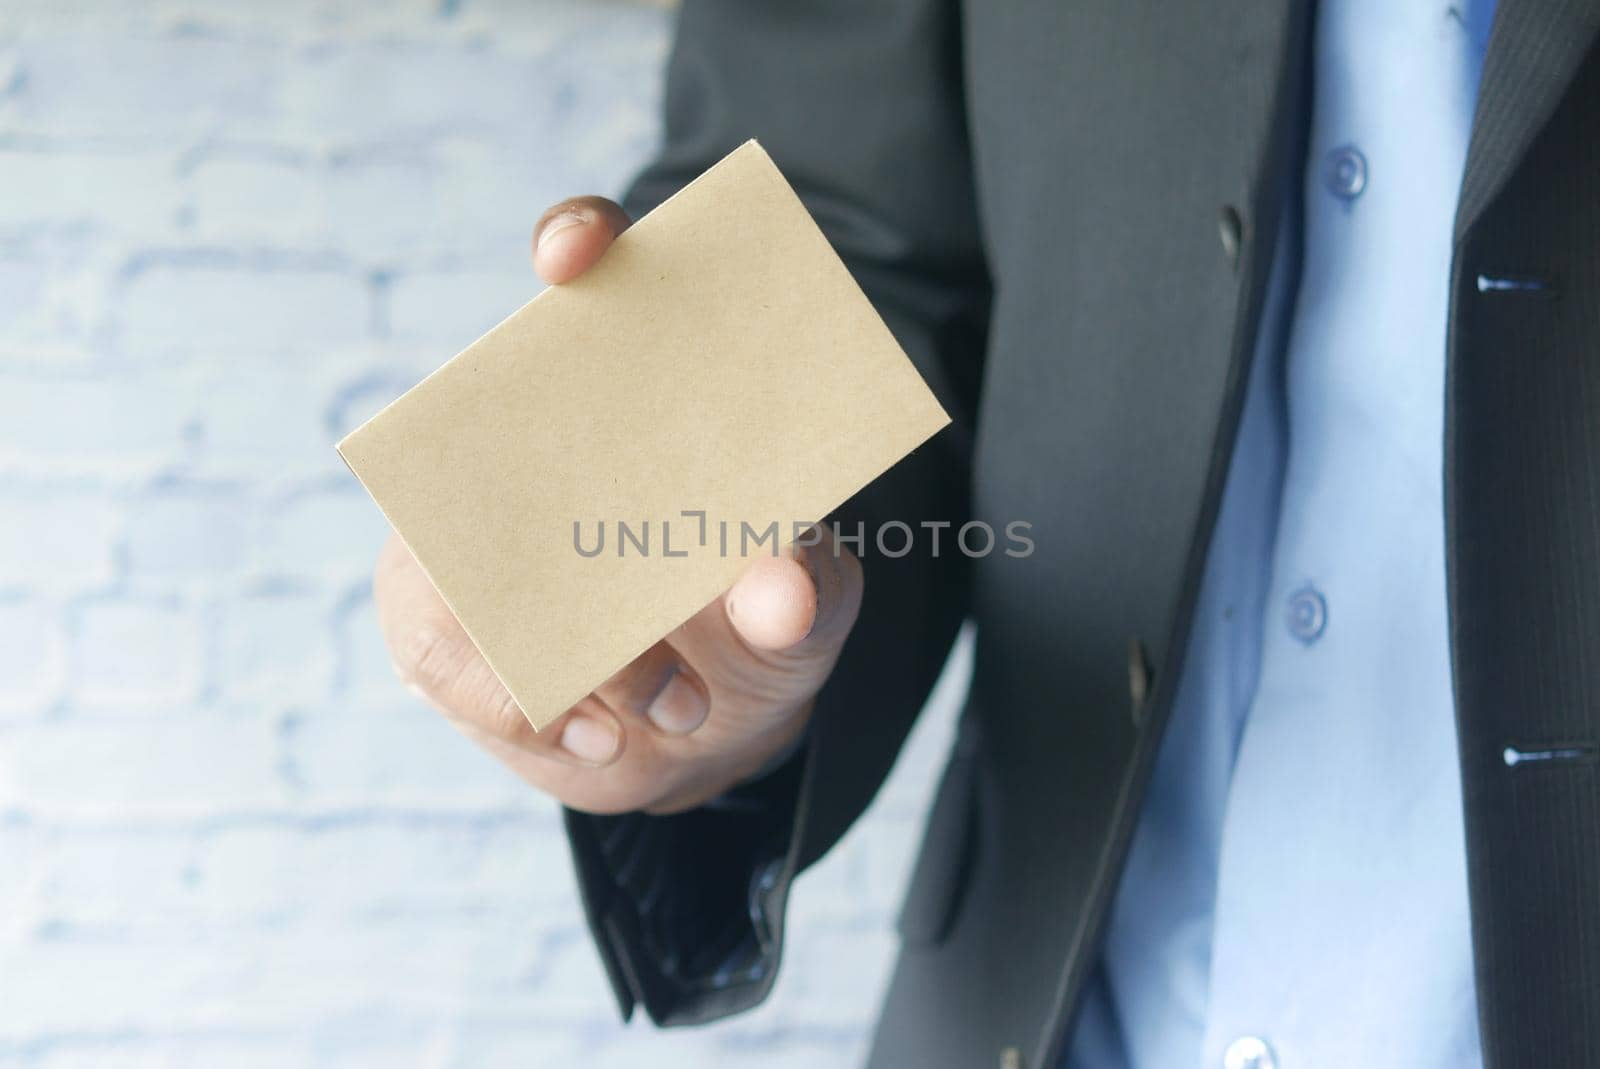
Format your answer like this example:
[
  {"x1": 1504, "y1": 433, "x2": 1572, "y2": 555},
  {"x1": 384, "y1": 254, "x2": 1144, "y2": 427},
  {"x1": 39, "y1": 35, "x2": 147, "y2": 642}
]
[{"x1": 563, "y1": 2, "x2": 1600, "y2": 1066}]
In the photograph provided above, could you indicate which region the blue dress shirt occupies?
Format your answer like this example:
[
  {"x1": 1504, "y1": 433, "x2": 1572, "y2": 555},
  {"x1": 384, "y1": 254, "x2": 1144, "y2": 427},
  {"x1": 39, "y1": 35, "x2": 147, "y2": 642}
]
[{"x1": 1066, "y1": 2, "x2": 1497, "y2": 1066}]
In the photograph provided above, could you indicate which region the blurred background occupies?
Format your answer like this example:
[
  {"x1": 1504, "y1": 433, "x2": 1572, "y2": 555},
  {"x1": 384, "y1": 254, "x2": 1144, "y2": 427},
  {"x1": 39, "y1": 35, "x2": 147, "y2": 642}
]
[{"x1": 0, "y1": 2, "x2": 966, "y2": 1066}]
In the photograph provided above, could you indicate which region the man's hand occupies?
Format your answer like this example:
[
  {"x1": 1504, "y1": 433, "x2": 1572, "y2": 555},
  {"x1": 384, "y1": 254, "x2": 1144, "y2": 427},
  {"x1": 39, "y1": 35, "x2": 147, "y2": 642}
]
[{"x1": 372, "y1": 196, "x2": 864, "y2": 816}]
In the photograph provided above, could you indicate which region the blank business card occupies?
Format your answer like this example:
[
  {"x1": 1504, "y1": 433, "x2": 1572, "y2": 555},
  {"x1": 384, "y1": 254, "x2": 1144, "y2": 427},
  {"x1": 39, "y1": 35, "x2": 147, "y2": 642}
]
[{"x1": 338, "y1": 141, "x2": 949, "y2": 730}]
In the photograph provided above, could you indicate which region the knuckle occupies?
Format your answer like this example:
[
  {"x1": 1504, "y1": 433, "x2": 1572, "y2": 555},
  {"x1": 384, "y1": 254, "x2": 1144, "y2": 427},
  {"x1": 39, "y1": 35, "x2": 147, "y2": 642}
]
[
  {"x1": 396, "y1": 620, "x2": 529, "y2": 741},
  {"x1": 481, "y1": 685, "x2": 534, "y2": 742},
  {"x1": 392, "y1": 620, "x2": 465, "y2": 697}
]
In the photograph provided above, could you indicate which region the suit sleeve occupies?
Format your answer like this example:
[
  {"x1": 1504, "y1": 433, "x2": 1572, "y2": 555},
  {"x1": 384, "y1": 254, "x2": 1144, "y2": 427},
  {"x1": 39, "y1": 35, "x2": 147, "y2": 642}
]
[{"x1": 563, "y1": 0, "x2": 990, "y2": 1026}]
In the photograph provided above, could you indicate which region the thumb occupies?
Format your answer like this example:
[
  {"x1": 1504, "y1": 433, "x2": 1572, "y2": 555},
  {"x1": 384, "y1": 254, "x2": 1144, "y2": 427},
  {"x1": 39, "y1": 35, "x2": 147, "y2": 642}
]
[
  {"x1": 531, "y1": 196, "x2": 632, "y2": 284},
  {"x1": 724, "y1": 527, "x2": 862, "y2": 656}
]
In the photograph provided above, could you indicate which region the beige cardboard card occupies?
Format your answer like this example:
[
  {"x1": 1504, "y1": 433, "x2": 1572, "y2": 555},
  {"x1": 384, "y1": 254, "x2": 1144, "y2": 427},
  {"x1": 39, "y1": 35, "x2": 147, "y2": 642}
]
[{"x1": 338, "y1": 140, "x2": 949, "y2": 730}]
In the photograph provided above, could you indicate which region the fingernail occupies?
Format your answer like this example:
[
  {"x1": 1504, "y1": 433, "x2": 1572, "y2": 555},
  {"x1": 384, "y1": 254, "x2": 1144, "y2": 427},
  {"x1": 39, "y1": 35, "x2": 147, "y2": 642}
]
[
  {"x1": 646, "y1": 667, "x2": 709, "y2": 736},
  {"x1": 537, "y1": 209, "x2": 589, "y2": 249},
  {"x1": 559, "y1": 715, "x2": 620, "y2": 765}
]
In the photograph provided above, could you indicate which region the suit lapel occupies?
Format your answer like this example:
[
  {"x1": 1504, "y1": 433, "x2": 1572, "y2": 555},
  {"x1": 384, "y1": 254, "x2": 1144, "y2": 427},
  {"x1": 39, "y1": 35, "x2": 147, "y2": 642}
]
[{"x1": 1455, "y1": 0, "x2": 1600, "y2": 240}]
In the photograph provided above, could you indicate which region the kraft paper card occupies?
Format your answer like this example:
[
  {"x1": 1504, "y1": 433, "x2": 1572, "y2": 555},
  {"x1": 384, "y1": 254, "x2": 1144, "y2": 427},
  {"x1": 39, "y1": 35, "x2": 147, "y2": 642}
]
[{"x1": 338, "y1": 140, "x2": 949, "y2": 730}]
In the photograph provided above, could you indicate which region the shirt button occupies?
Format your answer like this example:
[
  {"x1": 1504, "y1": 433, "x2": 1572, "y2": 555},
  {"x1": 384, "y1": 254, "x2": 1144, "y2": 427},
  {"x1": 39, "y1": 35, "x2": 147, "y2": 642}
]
[
  {"x1": 1323, "y1": 144, "x2": 1367, "y2": 200},
  {"x1": 1287, "y1": 584, "x2": 1327, "y2": 644},
  {"x1": 1223, "y1": 1036, "x2": 1278, "y2": 1069}
]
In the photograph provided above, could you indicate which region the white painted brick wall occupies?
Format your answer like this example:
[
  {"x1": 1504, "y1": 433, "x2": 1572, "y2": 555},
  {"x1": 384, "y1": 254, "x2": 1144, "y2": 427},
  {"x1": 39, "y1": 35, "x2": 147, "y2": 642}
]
[{"x1": 0, "y1": 2, "x2": 965, "y2": 1066}]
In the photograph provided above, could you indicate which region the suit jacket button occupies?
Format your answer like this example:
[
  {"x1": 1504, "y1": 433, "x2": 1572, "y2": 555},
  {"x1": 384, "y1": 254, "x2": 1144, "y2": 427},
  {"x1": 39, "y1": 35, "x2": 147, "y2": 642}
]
[
  {"x1": 1127, "y1": 636, "x2": 1151, "y2": 724},
  {"x1": 1218, "y1": 204, "x2": 1244, "y2": 269}
]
